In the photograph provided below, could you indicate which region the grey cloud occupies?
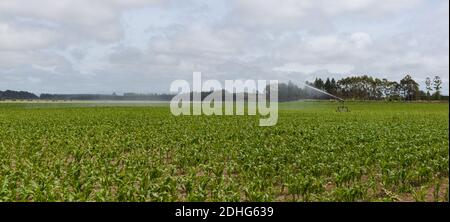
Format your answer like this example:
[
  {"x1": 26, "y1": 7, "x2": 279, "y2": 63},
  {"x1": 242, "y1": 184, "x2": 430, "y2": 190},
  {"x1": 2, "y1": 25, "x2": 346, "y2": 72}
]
[{"x1": 0, "y1": 0, "x2": 448, "y2": 94}]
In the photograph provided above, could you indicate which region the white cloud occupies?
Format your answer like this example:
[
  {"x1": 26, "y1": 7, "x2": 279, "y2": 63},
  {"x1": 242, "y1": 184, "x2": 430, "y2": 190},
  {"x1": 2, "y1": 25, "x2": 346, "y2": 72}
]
[
  {"x1": 229, "y1": 0, "x2": 423, "y2": 28},
  {"x1": 0, "y1": 22, "x2": 58, "y2": 50},
  {"x1": 0, "y1": 0, "x2": 160, "y2": 43},
  {"x1": 274, "y1": 63, "x2": 354, "y2": 74},
  {"x1": 350, "y1": 32, "x2": 373, "y2": 48}
]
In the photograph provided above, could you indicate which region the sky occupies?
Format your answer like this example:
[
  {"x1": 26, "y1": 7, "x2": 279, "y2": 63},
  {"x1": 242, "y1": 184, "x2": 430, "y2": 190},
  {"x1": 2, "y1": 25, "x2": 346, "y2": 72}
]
[{"x1": 0, "y1": 0, "x2": 448, "y2": 95}]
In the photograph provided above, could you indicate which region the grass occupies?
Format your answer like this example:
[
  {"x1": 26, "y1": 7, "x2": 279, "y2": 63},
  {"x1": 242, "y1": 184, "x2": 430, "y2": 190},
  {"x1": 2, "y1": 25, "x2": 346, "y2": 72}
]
[{"x1": 0, "y1": 101, "x2": 448, "y2": 201}]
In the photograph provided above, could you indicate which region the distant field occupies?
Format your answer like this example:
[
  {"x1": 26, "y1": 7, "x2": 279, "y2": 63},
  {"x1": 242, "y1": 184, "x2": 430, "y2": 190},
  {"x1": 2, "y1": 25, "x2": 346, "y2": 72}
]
[{"x1": 0, "y1": 101, "x2": 448, "y2": 201}]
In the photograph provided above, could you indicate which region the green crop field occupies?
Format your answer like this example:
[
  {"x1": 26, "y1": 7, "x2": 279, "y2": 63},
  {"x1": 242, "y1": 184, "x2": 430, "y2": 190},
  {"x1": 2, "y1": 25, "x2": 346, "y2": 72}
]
[{"x1": 0, "y1": 101, "x2": 448, "y2": 202}]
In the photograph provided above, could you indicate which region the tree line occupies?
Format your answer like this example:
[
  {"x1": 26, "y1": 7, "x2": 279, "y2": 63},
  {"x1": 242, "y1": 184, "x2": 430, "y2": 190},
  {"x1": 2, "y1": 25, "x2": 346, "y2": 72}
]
[
  {"x1": 276, "y1": 75, "x2": 446, "y2": 101},
  {"x1": 0, "y1": 90, "x2": 39, "y2": 100}
]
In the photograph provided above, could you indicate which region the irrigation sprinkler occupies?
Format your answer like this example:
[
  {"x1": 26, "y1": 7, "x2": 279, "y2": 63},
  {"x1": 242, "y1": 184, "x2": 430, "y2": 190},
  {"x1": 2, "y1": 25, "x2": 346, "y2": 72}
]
[
  {"x1": 336, "y1": 100, "x2": 349, "y2": 112},
  {"x1": 328, "y1": 96, "x2": 349, "y2": 112},
  {"x1": 331, "y1": 95, "x2": 350, "y2": 112}
]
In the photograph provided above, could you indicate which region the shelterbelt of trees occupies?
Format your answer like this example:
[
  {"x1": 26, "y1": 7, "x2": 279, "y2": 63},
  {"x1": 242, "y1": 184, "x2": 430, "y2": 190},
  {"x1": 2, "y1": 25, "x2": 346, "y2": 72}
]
[
  {"x1": 278, "y1": 74, "x2": 446, "y2": 101},
  {"x1": 1, "y1": 75, "x2": 447, "y2": 102},
  {"x1": 0, "y1": 90, "x2": 39, "y2": 100}
]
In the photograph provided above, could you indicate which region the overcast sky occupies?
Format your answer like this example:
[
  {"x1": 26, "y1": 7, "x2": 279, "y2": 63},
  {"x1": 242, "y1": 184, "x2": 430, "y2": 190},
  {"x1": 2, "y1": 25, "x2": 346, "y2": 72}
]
[{"x1": 0, "y1": 0, "x2": 448, "y2": 94}]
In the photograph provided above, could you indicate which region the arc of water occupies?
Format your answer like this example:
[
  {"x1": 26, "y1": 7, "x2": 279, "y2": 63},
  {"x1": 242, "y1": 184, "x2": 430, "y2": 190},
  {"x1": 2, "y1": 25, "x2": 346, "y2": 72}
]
[{"x1": 301, "y1": 83, "x2": 344, "y2": 101}]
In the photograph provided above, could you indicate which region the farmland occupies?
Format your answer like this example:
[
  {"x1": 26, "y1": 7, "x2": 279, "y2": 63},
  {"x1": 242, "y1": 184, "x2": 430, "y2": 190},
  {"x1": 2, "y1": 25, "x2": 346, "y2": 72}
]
[{"x1": 0, "y1": 101, "x2": 448, "y2": 201}]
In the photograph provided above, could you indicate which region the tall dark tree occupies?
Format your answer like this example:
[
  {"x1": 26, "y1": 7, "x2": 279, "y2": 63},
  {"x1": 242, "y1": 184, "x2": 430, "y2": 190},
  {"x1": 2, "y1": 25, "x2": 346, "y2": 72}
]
[
  {"x1": 400, "y1": 75, "x2": 419, "y2": 101},
  {"x1": 313, "y1": 78, "x2": 325, "y2": 90},
  {"x1": 324, "y1": 78, "x2": 332, "y2": 94},
  {"x1": 330, "y1": 78, "x2": 338, "y2": 95}
]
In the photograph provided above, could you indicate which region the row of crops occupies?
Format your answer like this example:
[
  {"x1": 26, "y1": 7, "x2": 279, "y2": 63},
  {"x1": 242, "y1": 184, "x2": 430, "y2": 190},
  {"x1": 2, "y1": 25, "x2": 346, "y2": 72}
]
[{"x1": 0, "y1": 102, "x2": 448, "y2": 201}]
